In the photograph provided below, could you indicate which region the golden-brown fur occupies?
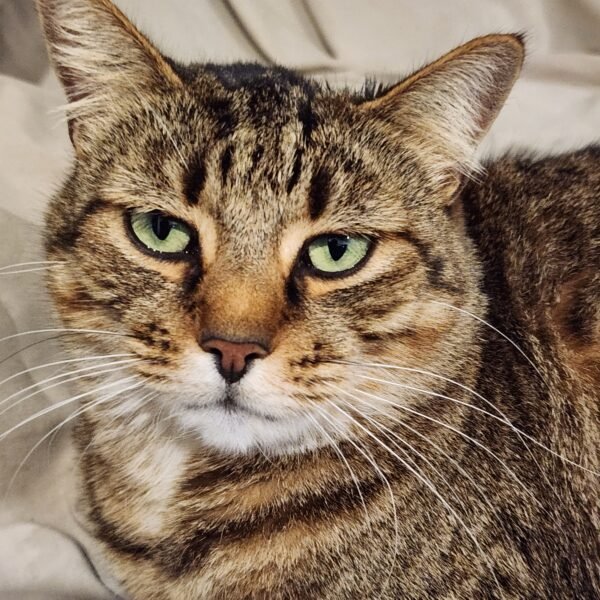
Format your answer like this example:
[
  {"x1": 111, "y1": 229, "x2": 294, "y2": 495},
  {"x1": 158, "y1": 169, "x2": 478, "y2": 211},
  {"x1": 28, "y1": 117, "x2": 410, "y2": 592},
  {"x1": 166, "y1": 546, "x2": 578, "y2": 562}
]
[{"x1": 37, "y1": 0, "x2": 599, "y2": 598}]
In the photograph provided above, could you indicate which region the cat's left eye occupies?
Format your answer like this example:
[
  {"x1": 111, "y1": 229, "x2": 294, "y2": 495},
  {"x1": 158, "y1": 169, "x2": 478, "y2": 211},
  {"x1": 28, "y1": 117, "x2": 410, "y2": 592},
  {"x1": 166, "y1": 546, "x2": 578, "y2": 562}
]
[
  {"x1": 129, "y1": 211, "x2": 193, "y2": 256},
  {"x1": 305, "y1": 234, "x2": 372, "y2": 276}
]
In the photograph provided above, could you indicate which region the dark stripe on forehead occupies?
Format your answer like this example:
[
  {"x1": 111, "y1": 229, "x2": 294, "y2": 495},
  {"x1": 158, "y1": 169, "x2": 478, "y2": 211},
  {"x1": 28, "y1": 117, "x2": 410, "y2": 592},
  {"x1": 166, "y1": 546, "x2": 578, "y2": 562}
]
[
  {"x1": 183, "y1": 154, "x2": 206, "y2": 205},
  {"x1": 298, "y1": 100, "x2": 318, "y2": 142},
  {"x1": 251, "y1": 144, "x2": 264, "y2": 169},
  {"x1": 221, "y1": 144, "x2": 234, "y2": 183},
  {"x1": 287, "y1": 148, "x2": 303, "y2": 194},
  {"x1": 206, "y1": 97, "x2": 236, "y2": 139},
  {"x1": 308, "y1": 165, "x2": 330, "y2": 220}
]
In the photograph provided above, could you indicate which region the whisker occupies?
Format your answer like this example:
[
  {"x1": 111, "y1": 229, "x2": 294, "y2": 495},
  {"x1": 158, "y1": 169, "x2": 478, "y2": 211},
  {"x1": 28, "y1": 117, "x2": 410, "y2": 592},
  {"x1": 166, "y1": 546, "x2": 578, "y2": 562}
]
[
  {"x1": 0, "y1": 267, "x2": 62, "y2": 276},
  {"x1": 304, "y1": 409, "x2": 373, "y2": 532},
  {"x1": 324, "y1": 389, "x2": 503, "y2": 595},
  {"x1": 0, "y1": 261, "x2": 63, "y2": 271},
  {"x1": 101, "y1": 388, "x2": 158, "y2": 421},
  {"x1": 4, "y1": 380, "x2": 144, "y2": 499},
  {"x1": 357, "y1": 370, "x2": 565, "y2": 501},
  {"x1": 0, "y1": 374, "x2": 139, "y2": 443},
  {"x1": 429, "y1": 299, "x2": 544, "y2": 381},
  {"x1": 0, "y1": 359, "x2": 140, "y2": 416},
  {"x1": 0, "y1": 335, "x2": 80, "y2": 368},
  {"x1": 343, "y1": 386, "x2": 503, "y2": 522},
  {"x1": 355, "y1": 373, "x2": 512, "y2": 427},
  {"x1": 343, "y1": 362, "x2": 599, "y2": 476},
  {"x1": 324, "y1": 380, "x2": 538, "y2": 506},
  {"x1": 75, "y1": 391, "x2": 159, "y2": 467},
  {"x1": 48, "y1": 387, "x2": 157, "y2": 451},
  {"x1": 149, "y1": 399, "x2": 189, "y2": 445},
  {"x1": 355, "y1": 371, "x2": 555, "y2": 488},
  {"x1": 0, "y1": 353, "x2": 136, "y2": 391},
  {"x1": 0, "y1": 328, "x2": 128, "y2": 346},
  {"x1": 312, "y1": 402, "x2": 399, "y2": 598},
  {"x1": 340, "y1": 359, "x2": 542, "y2": 469},
  {"x1": 337, "y1": 391, "x2": 481, "y2": 525},
  {"x1": 336, "y1": 360, "x2": 516, "y2": 424}
]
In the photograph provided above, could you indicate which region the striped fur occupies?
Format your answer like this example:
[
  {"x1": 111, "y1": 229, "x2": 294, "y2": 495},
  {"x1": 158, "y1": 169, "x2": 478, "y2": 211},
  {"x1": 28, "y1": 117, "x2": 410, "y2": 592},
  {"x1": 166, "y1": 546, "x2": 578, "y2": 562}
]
[{"x1": 37, "y1": 1, "x2": 599, "y2": 598}]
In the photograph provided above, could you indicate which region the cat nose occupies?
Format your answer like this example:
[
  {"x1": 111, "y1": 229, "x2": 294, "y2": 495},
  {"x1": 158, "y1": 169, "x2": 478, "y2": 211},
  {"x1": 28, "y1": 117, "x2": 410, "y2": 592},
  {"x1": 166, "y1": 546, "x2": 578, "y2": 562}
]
[{"x1": 201, "y1": 338, "x2": 269, "y2": 384}]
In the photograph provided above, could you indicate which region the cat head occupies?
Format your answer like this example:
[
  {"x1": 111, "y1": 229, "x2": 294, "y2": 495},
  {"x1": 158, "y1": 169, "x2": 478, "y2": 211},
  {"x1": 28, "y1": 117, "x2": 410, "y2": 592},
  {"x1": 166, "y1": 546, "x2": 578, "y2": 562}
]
[{"x1": 38, "y1": 0, "x2": 524, "y2": 455}]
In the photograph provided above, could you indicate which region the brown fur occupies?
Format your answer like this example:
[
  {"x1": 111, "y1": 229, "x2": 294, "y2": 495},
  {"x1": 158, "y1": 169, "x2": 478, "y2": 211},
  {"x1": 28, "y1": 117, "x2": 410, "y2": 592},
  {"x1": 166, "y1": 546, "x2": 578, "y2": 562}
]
[{"x1": 37, "y1": 0, "x2": 599, "y2": 598}]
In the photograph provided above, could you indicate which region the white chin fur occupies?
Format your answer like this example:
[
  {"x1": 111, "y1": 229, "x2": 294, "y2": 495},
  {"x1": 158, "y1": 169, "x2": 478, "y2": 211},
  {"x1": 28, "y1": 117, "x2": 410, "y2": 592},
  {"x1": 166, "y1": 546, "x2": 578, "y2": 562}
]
[
  {"x1": 176, "y1": 406, "x2": 323, "y2": 456},
  {"x1": 164, "y1": 350, "x2": 346, "y2": 456}
]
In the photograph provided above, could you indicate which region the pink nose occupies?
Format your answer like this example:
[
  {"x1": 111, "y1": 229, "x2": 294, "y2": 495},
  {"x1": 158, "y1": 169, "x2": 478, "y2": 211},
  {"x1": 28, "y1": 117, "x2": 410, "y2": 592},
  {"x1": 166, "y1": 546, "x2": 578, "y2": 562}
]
[{"x1": 201, "y1": 338, "x2": 268, "y2": 383}]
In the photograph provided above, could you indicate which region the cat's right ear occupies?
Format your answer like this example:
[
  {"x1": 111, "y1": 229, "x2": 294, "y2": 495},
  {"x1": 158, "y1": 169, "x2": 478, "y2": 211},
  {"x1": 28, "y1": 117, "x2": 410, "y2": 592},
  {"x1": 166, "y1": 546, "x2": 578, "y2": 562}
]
[{"x1": 36, "y1": 0, "x2": 182, "y2": 151}]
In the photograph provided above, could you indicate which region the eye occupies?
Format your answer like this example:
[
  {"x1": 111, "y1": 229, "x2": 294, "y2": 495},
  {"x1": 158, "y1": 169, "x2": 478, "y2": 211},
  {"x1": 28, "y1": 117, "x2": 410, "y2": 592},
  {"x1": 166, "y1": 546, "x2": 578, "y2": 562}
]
[
  {"x1": 129, "y1": 211, "x2": 193, "y2": 255},
  {"x1": 306, "y1": 234, "x2": 371, "y2": 275}
]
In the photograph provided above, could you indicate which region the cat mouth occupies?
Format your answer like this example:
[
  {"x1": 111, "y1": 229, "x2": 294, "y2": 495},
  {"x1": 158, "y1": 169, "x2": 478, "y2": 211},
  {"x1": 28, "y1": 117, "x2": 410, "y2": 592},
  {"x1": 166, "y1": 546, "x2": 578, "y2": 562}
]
[
  {"x1": 219, "y1": 394, "x2": 279, "y2": 422},
  {"x1": 184, "y1": 393, "x2": 278, "y2": 422}
]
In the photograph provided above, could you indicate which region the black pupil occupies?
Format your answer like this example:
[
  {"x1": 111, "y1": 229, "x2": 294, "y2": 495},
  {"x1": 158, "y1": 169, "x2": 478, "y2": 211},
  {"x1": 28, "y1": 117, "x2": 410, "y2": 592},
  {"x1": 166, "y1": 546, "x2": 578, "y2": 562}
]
[
  {"x1": 151, "y1": 214, "x2": 173, "y2": 241},
  {"x1": 328, "y1": 237, "x2": 348, "y2": 261}
]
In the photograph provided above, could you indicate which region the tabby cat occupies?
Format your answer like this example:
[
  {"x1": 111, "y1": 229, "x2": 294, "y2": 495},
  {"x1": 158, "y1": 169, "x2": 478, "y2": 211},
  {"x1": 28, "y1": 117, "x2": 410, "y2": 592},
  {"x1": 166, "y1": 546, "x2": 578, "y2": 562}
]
[{"x1": 36, "y1": 0, "x2": 599, "y2": 598}]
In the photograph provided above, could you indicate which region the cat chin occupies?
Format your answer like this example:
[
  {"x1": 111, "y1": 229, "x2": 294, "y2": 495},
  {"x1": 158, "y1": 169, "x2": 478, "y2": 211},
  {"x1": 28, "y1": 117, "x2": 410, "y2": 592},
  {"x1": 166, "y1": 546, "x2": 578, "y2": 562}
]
[{"x1": 176, "y1": 405, "x2": 327, "y2": 456}]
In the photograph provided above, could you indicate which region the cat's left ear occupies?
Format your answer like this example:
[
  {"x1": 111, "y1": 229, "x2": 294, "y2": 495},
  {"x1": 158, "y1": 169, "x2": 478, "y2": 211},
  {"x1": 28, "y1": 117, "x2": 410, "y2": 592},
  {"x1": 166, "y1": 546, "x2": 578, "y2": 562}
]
[
  {"x1": 36, "y1": 0, "x2": 182, "y2": 149},
  {"x1": 360, "y1": 35, "x2": 524, "y2": 194}
]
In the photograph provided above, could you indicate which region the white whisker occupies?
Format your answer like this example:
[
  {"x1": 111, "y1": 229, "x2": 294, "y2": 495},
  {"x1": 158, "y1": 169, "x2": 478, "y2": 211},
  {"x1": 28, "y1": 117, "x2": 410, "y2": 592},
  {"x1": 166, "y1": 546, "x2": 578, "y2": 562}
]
[
  {"x1": 430, "y1": 299, "x2": 544, "y2": 380},
  {"x1": 356, "y1": 373, "x2": 510, "y2": 426},
  {"x1": 0, "y1": 375, "x2": 139, "y2": 443},
  {"x1": 312, "y1": 402, "x2": 399, "y2": 598},
  {"x1": 324, "y1": 388, "x2": 503, "y2": 596},
  {"x1": 341, "y1": 361, "x2": 599, "y2": 476},
  {"x1": 0, "y1": 328, "x2": 126, "y2": 346},
  {"x1": 0, "y1": 261, "x2": 63, "y2": 272},
  {"x1": 0, "y1": 353, "x2": 135, "y2": 391},
  {"x1": 304, "y1": 410, "x2": 373, "y2": 532},
  {"x1": 0, "y1": 359, "x2": 140, "y2": 416},
  {"x1": 0, "y1": 335, "x2": 80, "y2": 368},
  {"x1": 324, "y1": 381, "x2": 538, "y2": 505},
  {"x1": 75, "y1": 391, "x2": 159, "y2": 467},
  {"x1": 0, "y1": 267, "x2": 61, "y2": 276},
  {"x1": 5, "y1": 380, "x2": 144, "y2": 499},
  {"x1": 344, "y1": 386, "x2": 502, "y2": 521},
  {"x1": 355, "y1": 370, "x2": 566, "y2": 501},
  {"x1": 337, "y1": 391, "x2": 480, "y2": 523}
]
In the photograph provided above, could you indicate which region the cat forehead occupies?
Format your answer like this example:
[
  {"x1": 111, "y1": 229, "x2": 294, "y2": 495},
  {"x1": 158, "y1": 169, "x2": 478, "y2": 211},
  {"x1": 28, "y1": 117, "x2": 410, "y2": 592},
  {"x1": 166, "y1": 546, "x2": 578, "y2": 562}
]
[
  {"x1": 100, "y1": 74, "x2": 402, "y2": 231},
  {"x1": 181, "y1": 64, "x2": 329, "y2": 134},
  {"x1": 88, "y1": 65, "x2": 425, "y2": 257}
]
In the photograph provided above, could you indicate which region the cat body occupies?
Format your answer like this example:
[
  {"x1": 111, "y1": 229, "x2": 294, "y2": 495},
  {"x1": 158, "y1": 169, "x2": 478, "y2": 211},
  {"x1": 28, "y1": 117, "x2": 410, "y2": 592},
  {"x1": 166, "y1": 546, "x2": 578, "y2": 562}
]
[
  {"x1": 74, "y1": 150, "x2": 600, "y2": 600},
  {"x1": 36, "y1": 0, "x2": 599, "y2": 598}
]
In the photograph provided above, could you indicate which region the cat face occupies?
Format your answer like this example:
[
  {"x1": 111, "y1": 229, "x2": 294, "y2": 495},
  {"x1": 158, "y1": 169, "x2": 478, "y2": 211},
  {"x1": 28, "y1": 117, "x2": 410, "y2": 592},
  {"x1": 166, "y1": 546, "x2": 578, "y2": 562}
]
[{"x1": 40, "y1": 0, "x2": 523, "y2": 455}]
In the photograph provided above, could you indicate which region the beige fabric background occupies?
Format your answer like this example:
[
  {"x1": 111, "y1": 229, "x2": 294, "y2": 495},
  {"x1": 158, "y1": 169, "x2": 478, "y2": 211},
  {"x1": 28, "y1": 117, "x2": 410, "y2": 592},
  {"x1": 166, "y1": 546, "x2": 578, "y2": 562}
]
[{"x1": 0, "y1": 1, "x2": 598, "y2": 597}]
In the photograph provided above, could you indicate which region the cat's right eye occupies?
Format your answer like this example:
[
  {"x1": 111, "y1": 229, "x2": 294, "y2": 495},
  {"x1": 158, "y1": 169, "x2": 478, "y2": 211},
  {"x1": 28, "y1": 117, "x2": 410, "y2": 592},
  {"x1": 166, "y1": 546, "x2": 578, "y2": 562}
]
[{"x1": 128, "y1": 211, "x2": 193, "y2": 256}]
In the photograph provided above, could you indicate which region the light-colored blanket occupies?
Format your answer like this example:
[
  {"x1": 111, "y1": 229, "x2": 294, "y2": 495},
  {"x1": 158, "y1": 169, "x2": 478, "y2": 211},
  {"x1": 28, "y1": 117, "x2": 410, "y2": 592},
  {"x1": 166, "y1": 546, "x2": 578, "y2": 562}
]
[{"x1": 1, "y1": 0, "x2": 599, "y2": 597}]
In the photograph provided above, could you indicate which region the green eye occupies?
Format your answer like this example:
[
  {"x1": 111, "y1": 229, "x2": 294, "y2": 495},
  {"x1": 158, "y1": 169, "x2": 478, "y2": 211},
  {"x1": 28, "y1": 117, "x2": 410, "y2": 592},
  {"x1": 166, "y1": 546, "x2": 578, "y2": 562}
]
[
  {"x1": 129, "y1": 211, "x2": 192, "y2": 255},
  {"x1": 306, "y1": 235, "x2": 371, "y2": 275}
]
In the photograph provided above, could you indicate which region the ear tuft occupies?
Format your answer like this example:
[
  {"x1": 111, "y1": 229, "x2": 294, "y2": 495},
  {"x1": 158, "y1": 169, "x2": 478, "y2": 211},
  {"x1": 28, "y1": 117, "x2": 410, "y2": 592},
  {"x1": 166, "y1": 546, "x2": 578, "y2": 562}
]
[
  {"x1": 360, "y1": 34, "x2": 524, "y2": 185},
  {"x1": 36, "y1": 0, "x2": 182, "y2": 145}
]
